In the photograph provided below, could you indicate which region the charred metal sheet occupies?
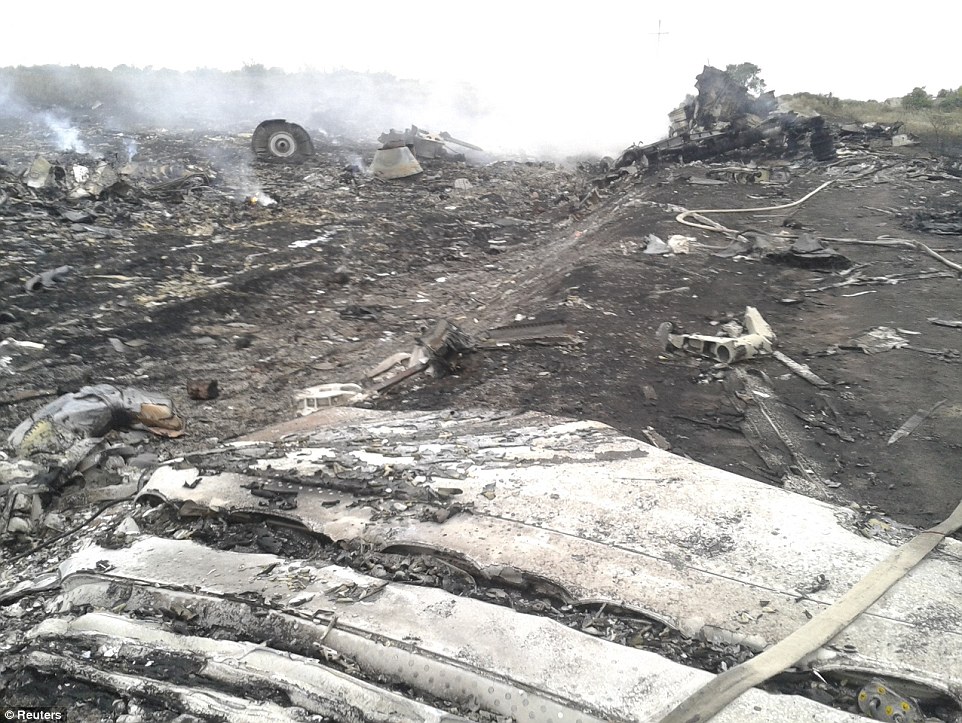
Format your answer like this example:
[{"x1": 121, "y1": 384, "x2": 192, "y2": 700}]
[
  {"x1": 692, "y1": 66, "x2": 777, "y2": 129},
  {"x1": 23, "y1": 649, "x2": 317, "y2": 722},
  {"x1": 621, "y1": 116, "x2": 795, "y2": 167},
  {"x1": 478, "y1": 319, "x2": 581, "y2": 347},
  {"x1": 136, "y1": 408, "x2": 962, "y2": 704},
  {"x1": 29, "y1": 612, "x2": 463, "y2": 722},
  {"x1": 417, "y1": 319, "x2": 472, "y2": 361},
  {"x1": 56, "y1": 538, "x2": 863, "y2": 723},
  {"x1": 705, "y1": 166, "x2": 790, "y2": 184},
  {"x1": 378, "y1": 126, "x2": 483, "y2": 160}
]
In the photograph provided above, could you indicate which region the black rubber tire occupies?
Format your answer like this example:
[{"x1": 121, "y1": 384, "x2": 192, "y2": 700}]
[{"x1": 251, "y1": 120, "x2": 315, "y2": 164}]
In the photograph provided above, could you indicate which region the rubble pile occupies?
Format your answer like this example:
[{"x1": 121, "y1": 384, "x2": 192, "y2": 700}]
[
  {"x1": 608, "y1": 65, "x2": 918, "y2": 179},
  {"x1": 0, "y1": 120, "x2": 584, "y2": 443},
  {"x1": 2, "y1": 66, "x2": 962, "y2": 722}
]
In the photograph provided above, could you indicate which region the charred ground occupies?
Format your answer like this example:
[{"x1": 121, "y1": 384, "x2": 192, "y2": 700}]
[
  {"x1": 2, "y1": 104, "x2": 962, "y2": 721},
  {"x1": 2, "y1": 115, "x2": 960, "y2": 528}
]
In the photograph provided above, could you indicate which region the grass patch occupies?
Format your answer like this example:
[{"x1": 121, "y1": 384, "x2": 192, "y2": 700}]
[{"x1": 781, "y1": 92, "x2": 962, "y2": 155}]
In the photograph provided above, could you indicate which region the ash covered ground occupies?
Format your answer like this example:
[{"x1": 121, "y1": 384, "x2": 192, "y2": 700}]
[
  {"x1": 2, "y1": 78, "x2": 962, "y2": 721},
  {"x1": 2, "y1": 112, "x2": 959, "y2": 526}
]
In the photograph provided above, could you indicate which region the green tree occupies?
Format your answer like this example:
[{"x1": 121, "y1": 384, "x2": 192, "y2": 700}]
[
  {"x1": 937, "y1": 88, "x2": 962, "y2": 110},
  {"x1": 724, "y1": 62, "x2": 766, "y2": 94},
  {"x1": 902, "y1": 87, "x2": 933, "y2": 110}
]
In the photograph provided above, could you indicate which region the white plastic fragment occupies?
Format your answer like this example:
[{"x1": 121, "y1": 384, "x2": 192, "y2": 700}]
[
  {"x1": 0, "y1": 338, "x2": 45, "y2": 351},
  {"x1": 644, "y1": 234, "x2": 671, "y2": 254},
  {"x1": 294, "y1": 383, "x2": 365, "y2": 415},
  {"x1": 667, "y1": 234, "x2": 694, "y2": 254},
  {"x1": 24, "y1": 156, "x2": 52, "y2": 188}
]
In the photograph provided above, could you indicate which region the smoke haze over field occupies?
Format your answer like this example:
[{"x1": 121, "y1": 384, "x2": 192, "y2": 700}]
[
  {"x1": 0, "y1": 66, "x2": 651, "y2": 160},
  {"x1": 3, "y1": 1, "x2": 962, "y2": 157}
]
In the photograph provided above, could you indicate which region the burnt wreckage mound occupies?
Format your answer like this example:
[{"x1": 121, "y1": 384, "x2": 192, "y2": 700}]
[{"x1": 615, "y1": 65, "x2": 838, "y2": 171}]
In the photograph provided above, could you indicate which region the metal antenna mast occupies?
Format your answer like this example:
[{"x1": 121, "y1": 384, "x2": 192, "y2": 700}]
[{"x1": 650, "y1": 19, "x2": 669, "y2": 57}]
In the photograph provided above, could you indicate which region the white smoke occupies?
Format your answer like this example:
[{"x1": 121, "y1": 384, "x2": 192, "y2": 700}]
[
  {"x1": 3, "y1": 65, "x2": 670, "y2": 166},
  {"x1": 41, "y1": 112, "x2": 88, "y2": 153},
  {"x1": 228, "y1": 160, "x2": 275, "y2": 205},
  {"x1": 346, "y1": 153, "x2": 367, "y2": 174},
  {"x1": 213, "y1": 151, "x2": 275, "y2": 205},
  {"x1": 124, "y1": 137, "x2": 138, "y2": 160}
]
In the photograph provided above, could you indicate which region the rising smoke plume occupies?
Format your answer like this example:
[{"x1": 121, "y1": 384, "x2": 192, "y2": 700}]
[
  {"x1": 40, "y1": 111, "x2": 88, "y2": 153},
  {"x1": 0, "y1": 64, "x2": 674, "y2": 162}
]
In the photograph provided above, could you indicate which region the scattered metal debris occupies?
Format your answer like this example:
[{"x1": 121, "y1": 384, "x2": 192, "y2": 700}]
[
  {"x1": 23, "y1": 155, "x2": 52, "y2": 188},
  {"x1": 728, "y1": 366, "x2": 836, "y2": 499},
  {"x1": 770, "y1": 233, "x2": 852, "y2": 270},
  {"x1": 847, "y1": 327, "x2": 909, "y2": 354},
  {"x1": 706, "y1": 165, "x2": 790, "y2": 185},
  {"x1": 712, "y1": 231, "x2": 852, "y2": 269},
  {"x1": 3, "y1": 67, "x2": 962, "y2": 723},
  {"x1": 910, "y1": 208, "x2": 962, "y2": 235},
  {"x1": 804, "y1": 270, "x2": 957, "y2": 294},
  {"x1": 378, "y1": 125, "x2": 483, "y2": 160},
  {"x1": 772, "y1": 350, "x2": 830, "y2": 388},
  {"x1": 643, "y1": 233, "x2": 692, "y2": 255},
  {"x1": 477, "y1": 319, "x2": 580, "y2": 347},
  {"x1": 929, "y1": 318, "x2": 962, "y2": 329},
  {"x1": 823, "y1": 236, "x2": 962, "y2": 274},
  {"x1": 370, "y1": 145, "x2": 423, "y2": 179},
  {"x1": 678, "y1": 179, "x2": 839, "y2": 237},
  {"x1": 23, "y1": 266, "x2": 74, "y2": 293},
  {"x1": 369, "y1": 125, "x2": 481, "y2": 179},
  {"x1": 416, "y1": 319, "x2": 472, "y2": 369},
  {"x1": 641, "y1": 426, "x2": 672, "y2": 450},
  {"x1": 658, "y1": 306, "x2": 775, "y2": 363},
  {"x1": 328, "y1": 319, "x2": 475, "y2": 396},
  {"x1": 887, "y1": 399, "x2": 947, "y2": 445}
]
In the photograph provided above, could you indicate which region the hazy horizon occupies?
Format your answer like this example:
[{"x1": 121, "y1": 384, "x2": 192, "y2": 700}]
[{"x1": 5, "y1": 1, "x2": 960, "y2": 158}]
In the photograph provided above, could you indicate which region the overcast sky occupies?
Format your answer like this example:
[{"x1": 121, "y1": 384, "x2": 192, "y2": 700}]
[{"x1": 5, "y1": 1, "x2": 961, "y2": 156}]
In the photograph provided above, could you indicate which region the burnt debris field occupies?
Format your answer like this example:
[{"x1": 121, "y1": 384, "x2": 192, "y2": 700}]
[{"x1": 2, "y1": 66, "x2": 962, "y2": 723}]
